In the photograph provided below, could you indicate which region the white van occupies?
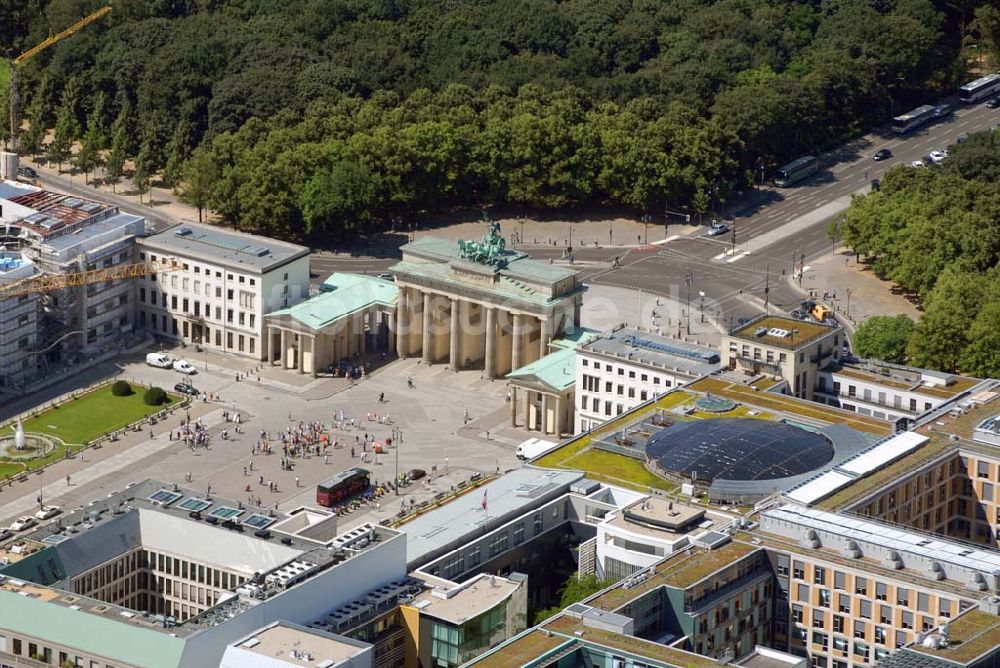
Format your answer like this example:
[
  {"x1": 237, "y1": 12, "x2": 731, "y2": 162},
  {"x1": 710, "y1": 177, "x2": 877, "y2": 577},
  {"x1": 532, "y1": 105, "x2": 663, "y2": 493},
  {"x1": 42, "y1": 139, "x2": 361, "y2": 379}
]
[{"x1": 146, "y1": 352, "x2": 172, "y2": 368}]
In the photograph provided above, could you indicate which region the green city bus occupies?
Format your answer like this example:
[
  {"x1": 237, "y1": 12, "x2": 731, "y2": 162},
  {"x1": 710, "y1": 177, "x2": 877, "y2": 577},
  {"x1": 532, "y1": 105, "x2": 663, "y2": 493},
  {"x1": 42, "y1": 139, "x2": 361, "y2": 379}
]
[{"x1": 773, "y1": 156, "x2": 819, "y2": 187}]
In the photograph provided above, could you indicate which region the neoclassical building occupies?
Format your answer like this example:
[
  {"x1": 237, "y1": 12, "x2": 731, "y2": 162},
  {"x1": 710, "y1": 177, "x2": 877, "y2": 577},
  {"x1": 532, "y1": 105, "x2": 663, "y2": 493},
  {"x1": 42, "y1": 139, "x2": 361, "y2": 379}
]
[{"x1": 391, "y1": 224, "x2": 584, "y2": 379}]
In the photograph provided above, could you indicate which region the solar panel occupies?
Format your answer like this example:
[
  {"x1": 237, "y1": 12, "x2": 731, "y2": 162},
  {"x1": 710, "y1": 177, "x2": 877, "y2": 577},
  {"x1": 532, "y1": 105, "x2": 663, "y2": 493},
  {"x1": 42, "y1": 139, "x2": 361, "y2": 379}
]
[
  {"x1": 78, "y1": 202, "x2": 102, "y2": 213},
  {"x1": 147, "y1": 489, "x2": 183, "y2": 507},
  {"x1": 208, "y1": 506, "x2": 243, "y2": 520},
  {"x1": 647, "y1": 419, "x2": 835, "y2": 483},
  {"x1": 178, "y1": 497, "x2": 211, "y2": 512},
  {"x1": 243, "y1": 514, "x2": 274, "y2": 529}
]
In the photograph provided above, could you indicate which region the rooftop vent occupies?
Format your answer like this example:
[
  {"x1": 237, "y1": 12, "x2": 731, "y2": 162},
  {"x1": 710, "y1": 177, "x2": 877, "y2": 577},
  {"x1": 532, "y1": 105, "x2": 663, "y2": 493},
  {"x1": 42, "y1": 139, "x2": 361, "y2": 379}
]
[{"x1": 767, "y1": 328, "x2": 791, "y2": 338}]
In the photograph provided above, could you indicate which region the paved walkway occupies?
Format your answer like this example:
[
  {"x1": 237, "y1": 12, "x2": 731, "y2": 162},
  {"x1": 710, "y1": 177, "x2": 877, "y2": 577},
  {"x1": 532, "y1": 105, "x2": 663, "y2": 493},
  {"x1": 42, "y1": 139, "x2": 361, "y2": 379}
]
[{"x1": 787, "y1": 249, "x2": 921, "y2": 336}]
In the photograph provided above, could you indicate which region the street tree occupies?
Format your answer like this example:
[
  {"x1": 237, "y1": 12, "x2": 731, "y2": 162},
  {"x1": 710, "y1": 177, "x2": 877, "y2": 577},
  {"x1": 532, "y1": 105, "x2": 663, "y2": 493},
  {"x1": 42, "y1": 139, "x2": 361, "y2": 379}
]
[{"x1": 852, "y1": 315, "x2": 915, "y2": 364}]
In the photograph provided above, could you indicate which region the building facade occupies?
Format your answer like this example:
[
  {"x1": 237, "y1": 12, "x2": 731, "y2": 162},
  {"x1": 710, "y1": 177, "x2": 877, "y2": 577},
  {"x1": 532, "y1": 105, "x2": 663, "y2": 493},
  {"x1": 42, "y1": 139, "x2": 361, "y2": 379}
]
[
  {"x1": 576, "y1": 327, "x2": 720, "y2": 433},
  {"x1": 721, "y1": 315, "x2": 843, "y2": 400},
  {"x1": 137, "y1": 223, "x2": 310, "y2": 360}
]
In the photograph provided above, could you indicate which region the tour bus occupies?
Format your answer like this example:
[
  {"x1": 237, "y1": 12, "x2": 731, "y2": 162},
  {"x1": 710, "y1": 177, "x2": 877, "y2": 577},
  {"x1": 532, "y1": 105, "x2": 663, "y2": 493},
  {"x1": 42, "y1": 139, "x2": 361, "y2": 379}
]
[
  {"x1": 773, "y1": 156, "x2": 819, "y2": 187},
  {"x1": 316, "y1": 467, "x2": 370, "y2": 507},
  {"x1": 892, "y1": 105, "x2": 936, "y2": 134},
  {"x1": 959, "y1": 73, "x2": 1000, "y2": 103}
]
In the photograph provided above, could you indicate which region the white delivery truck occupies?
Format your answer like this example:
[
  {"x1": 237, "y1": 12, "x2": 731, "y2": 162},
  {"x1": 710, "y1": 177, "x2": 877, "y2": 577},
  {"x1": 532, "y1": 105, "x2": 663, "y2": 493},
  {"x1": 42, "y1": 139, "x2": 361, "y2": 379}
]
[
  {"x1": 146, "y1": 352, "x2": 172, "y2": 368},
  {"x1": 516, "y1": 437, "x2": 560, "y2": 461}
]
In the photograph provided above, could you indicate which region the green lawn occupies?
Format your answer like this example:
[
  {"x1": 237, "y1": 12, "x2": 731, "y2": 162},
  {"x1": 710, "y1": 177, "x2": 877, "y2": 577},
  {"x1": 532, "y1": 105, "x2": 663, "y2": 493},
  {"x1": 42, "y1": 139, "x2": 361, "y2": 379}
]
[
  {"x1": 561, "y1": 449, "x2": 675, "y2": 492},
  {"x1": 19, "y1": 384, "x2": 173, "y2": 445}
]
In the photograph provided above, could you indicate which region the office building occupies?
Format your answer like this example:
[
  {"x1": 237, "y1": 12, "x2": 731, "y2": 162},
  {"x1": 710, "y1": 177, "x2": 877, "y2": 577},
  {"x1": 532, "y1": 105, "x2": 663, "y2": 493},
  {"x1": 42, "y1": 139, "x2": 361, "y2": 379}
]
[
  {"x1": 576, "y1": 326, "x2": 720, "y2": 432},
  {"x1": 137, "y1": 222, "x2": 310, "y2": 360}
]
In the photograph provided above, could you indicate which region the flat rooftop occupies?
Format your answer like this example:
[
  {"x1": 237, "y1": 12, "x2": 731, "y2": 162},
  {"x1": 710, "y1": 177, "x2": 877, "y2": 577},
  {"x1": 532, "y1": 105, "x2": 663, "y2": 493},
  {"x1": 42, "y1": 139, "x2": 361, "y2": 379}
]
[
  {"x1": 814, "y1": 435, "x2": 956, "y2": 510},
  {"x1": 140, "y1": 222, "x2": 309, "y2": 274},
  {"x1": 402, "y1": 467, "x2": 584, "y2": 567},
  {"x1": 400, "y1": 235, "x2": 578, "y2": 284},
  {"x1": 0, "y1": 181, "x2": 117, "y2": 238},
  {"x1": 237, "y1": 622, "x2": 368, "y2": 666},
  {"x1": 580, "y1": 327, "x2": 720, "y2": 378},
  {"x1": 410, "y1": 574, "x2": 519, "y2": 625},
  {"x1": 728, "y1": 315, "x2": 838, "y2": 350},
  {"x1": 589, "y1": 541, "x2": 760, "y2": 612},
  {"x1": 617, "y1": 497, "x2": 705, "y2": 533},
  {"x1": 688, "y1": 377, "x2": 891, "y2": 436},
  {"x1": 464, "y1": 628, "x2": 568, "y2": 667},
  {"x1": 826, "y1": 363, "x2": 983, "y2": 401},
  {"x1": 911, "y1": 608, "x2": 1000, "y2": 664}
]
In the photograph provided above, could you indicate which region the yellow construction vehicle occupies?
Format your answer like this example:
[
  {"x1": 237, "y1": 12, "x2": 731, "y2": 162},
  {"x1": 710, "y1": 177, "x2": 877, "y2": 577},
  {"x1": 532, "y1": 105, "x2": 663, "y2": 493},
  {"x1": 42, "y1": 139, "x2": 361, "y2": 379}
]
[
  {"x1": 0, "y1": 257, "x2": 180, "y2": 299},
  {"x1": 811, "y1": 303, "x2": 833, "y2": 322},
  {"x1": 7, "y1": 6, "x2": 112, "y2": 152}
]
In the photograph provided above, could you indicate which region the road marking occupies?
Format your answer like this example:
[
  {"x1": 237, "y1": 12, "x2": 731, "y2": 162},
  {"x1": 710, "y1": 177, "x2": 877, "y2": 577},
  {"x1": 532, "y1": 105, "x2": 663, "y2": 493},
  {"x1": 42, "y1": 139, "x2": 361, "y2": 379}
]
[
  {"x1": 726, "y1": 251, "x2": 751, "y2": 263},
  {"x1": 651, "y1": 235, "x2": 680, "y2": 246}
]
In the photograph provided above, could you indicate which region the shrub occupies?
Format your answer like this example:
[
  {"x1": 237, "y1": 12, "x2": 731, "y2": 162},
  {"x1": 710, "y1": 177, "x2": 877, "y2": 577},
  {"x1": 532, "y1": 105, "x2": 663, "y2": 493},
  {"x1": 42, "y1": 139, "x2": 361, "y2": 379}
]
[
  {"x1": 143, "y1": 387, "x2": 167, "y2": 406},
  {"x1": 111, "y1": 380, "x2": 133, "y2": 396}
]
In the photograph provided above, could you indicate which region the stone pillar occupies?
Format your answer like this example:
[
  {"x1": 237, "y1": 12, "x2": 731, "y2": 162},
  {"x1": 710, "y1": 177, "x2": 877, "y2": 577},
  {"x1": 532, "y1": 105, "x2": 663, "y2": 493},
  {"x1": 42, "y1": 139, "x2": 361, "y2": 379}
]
[
  {"x1": 484, "y1": 307, "x2": 496, "y2": 379},
  {"x1": 539, "y1": 316, "x2": 551, "y2": 357},
  {"x1": 267, "y1": 326, "x2": 275, "y2": 365},
  {"x1": 523, "y1": 390, "x2": 531, "y2": 430},
  {"x1": 281, "y1": 329, "x2": 289, "y2": 370},
  {"x1": 310, "y1": 335, "x2": 318, "y2": 377},
  {"x1": 512, "y1": 314, "x2": 524, "y2": 371},
  {"x1": 510, "y1": 386, "x2": 517, "y2": 426},
  {"x1": 541, "y1": 394, "x2": 549, "y2": 433},
  {"x1": 387, "y1": 310, "x2": 397, "y2": 356},
  {"x1": 298, "y1": 335, "x2": 306, "y2": 374},
  {"x1": 555, "y1": 396, "x2": 564, "y2": 437},
  {"x1": 449, "y1": 298, "x2": 460, "y2": 371},
  {"x1": 422, "y1": 292, "x2": 433, "y2": 364}
]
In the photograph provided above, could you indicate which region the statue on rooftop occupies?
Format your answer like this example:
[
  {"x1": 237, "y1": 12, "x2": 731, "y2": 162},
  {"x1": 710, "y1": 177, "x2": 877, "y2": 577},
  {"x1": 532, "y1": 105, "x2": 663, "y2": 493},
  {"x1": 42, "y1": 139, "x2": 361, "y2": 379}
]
[{"x1": 458, "y1": 222, "x2": 507, "y2": 267}]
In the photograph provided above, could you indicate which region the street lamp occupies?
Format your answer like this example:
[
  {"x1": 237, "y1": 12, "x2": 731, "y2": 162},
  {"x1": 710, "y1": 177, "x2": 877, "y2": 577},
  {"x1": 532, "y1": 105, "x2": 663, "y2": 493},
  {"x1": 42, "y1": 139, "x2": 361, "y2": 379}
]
[
  {"x1": 684, "y1": 272, "x2": 693, "y2": 335},
  {"x1": 699, "y1": 291, "x2": 706, "y2": 323}
]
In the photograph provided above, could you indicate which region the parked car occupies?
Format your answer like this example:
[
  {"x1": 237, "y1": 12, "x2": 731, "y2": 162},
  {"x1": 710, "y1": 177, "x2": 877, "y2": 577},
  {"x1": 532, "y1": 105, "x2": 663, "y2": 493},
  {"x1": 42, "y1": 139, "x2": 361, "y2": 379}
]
[
  {"x1": 911, "y1": 159, "x2": 925, "y2": 168},
  {"x1": 790, "y1": 309, "x2": 809, "y2": 320},
  {"x1": 801, "y1": 300, "x2": 817, "y2": 311},
  {"x1": 377, "y1": 272, "x2": 395, "y2": 282},
  {"x1": 408, "y1": 468, "x2": 427, "y2": 481},
  {"x1": 16, "y1": 166, "x2": 37, "y2": 179},
  {"x1": 35, "y1": 505, "x2": 60, "y2": 520},
  {"x1": 988, "y1": 97, "x2": 1000, "y2": 109},
  {"x1": 929, "y1": 150, "x2": 948, "y2": 164},
  {"x1": 10, "y1": 516, "x2": 36, "y2": 531},
  {"x1": 932, "y1": 104, "x2": 951, "y2": 118},
  {"x1": 174, "y1": 382, "x2": 199, "y2": 396},
  {"x1": 173, "y1": 359, "x2": 196, "y2": 374},
  {"x1": 706, "y1": 221, "x2": 730, "y2": 236},
  {"x1": 0, "y1": 529, "x2": 12, "y2": 542},
  {"x1": 146, "y1": 352, "x2": 172, "y2": 368},
  {"x1": 873, "y1": 148, "x2": 892, "y2": 161}
]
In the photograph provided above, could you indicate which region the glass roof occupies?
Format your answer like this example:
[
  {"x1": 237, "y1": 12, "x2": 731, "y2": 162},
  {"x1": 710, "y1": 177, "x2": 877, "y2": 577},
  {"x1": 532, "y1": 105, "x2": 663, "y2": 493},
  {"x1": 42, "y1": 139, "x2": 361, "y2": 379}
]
[{"x1": 646, "y1": 418, "x2": 834, "y2": 483}]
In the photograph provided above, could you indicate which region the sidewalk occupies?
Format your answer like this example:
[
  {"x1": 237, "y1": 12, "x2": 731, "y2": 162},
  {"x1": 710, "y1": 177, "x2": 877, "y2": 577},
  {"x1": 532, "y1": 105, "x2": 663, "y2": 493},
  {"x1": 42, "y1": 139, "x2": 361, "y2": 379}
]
[{"x1": 787, "y1": 249, "x2": 921, "y2": 336}]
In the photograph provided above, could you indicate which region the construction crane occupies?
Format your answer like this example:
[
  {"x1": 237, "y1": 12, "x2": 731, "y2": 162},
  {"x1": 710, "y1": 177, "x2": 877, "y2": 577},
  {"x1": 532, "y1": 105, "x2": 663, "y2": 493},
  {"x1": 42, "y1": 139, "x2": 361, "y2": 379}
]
[
  {"x1": 7, "y1": 6, "x2": 112, "y2": 153},
  {"x1": 0, "y1": 257, "x2": 180, "y2": 299}
]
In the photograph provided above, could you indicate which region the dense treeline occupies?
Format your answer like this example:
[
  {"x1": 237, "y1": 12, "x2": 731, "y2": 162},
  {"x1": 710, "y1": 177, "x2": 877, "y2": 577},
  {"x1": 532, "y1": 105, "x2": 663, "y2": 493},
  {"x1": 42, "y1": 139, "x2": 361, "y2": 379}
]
[
  {"x1": 0, "y1": 0, "x2": 986, "y2": 234},
  {"x1": 841, "y1": 131, "x2": 1000, "y2": 377}
]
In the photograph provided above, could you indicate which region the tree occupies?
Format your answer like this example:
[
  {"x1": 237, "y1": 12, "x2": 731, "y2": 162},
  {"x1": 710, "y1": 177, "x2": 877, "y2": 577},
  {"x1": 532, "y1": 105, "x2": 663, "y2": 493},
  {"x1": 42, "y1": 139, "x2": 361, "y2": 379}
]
[
  {"x1": 178, "y1": 147, "x2": 216, "y2": 222},
  {"x1": 852, "y1": 315, "x2": 915, "y2": 364},
  {"x1": 907, "y1": 268, "x2": 983, "y2": 372},
  {"x1": 132, "y1": 145, "x2": 152, "y2": 204},
  {"x1": 959, "y1": 301, "x2": 1000, "y2": 377},
  {"x1": 49, "y1": 102, "x2": 78, "y2": 173},
  {"x1": 75, "y1": 126, "x2": 103, "y2": 185},
  {"x1": 106, "y1": 126, "x2": 127, "y2": 194},
  {"x1": 299, "y1": 158, "x2": 375, "y2": 235}
]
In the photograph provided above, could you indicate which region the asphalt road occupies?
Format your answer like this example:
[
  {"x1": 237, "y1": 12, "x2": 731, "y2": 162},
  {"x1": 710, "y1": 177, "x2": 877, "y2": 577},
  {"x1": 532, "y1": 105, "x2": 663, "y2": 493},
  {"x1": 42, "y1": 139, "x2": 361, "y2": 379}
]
[{"x1": 586, "y1": 98, "x2": 1000, "y2": 326}]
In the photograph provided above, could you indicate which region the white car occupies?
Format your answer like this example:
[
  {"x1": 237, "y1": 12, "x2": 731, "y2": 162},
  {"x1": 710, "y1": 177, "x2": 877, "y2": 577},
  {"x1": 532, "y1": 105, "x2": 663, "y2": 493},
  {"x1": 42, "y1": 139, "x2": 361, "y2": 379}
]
[
  {"x1": 10, "y1": 516, "x2": 35, "y2": 531},
  {"x1": 35, "y1": 505, "x2": 60, "y2": 520},
  {"x1": 911, "y1": 159, "x2": 925, "y2": 168},
  {"x1": 173, "y1": 359, "x2": 196, "y2": 375},
  {"x1": 929, "y1": 150, "x2": 947, "y2": 164}
]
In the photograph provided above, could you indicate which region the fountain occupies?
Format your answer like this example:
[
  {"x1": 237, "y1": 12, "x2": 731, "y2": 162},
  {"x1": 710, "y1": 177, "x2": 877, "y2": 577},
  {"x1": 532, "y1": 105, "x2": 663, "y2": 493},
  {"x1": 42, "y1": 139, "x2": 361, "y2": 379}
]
[{"x1": 13, "y1": 420, "x2": 24, "y2": 450}]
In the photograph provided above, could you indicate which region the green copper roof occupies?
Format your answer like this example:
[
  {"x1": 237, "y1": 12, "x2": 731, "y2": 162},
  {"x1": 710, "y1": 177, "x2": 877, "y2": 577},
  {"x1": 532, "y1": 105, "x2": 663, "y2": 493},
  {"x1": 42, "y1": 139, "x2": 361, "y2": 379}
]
[
  {"x1": 550, "y1": 328, "x2": 600, "y2": 350},
  {"x1": 269, "y1": 273, "x2": 397, "y2": 330},
  {"x1": 507, "y1": 346, "x2": 577, "y2": 391},
  {"x1": 391, "y1": 259, "x2": 560, "y2": 306},
  {"x1": 0, "y1": 589, "x2": 186, "y2": 668},
  {"x1": 401, "y1": 234, "x2": 578, "y2": 284}
]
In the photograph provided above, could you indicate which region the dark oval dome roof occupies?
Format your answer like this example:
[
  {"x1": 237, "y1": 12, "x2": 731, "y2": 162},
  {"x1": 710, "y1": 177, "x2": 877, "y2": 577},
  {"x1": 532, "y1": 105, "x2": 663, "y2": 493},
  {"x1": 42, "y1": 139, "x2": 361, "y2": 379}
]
[{"x1": 646, "y1": 418, "x2": 834, "y2": 483}]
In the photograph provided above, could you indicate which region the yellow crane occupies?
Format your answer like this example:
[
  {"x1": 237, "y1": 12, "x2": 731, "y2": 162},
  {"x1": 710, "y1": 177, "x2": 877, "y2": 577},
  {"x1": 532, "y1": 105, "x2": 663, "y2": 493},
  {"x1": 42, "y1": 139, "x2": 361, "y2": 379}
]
[
  {"x1": 0, "y1": 257, "x2": 180, "y2": 299},
  {"x1": 7, "y1": 6, "x2": 112, "y2": 153}
]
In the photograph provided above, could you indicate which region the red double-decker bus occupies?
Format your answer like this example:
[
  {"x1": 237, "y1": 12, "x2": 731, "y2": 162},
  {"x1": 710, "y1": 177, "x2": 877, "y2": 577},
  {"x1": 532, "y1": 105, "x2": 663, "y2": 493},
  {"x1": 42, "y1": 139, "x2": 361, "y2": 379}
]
[{"x1": 316, "y1": 467, "x2": 370, "y2": 507}]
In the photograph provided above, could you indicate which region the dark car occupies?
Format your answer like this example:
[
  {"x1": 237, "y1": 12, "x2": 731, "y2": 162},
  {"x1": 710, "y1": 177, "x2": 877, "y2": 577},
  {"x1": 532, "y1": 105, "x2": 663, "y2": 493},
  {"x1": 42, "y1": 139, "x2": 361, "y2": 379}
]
[
  {"x1": 174, "y1": 382, "x2": 199, "y2": 396},
  {"x1": 801, "y1": 300, "x2": 817, "y2": 311},
  {"x1": 408, "y1": 468, "x2": 427, "y2": 481},
  {"x1": 932, "y1": 104, "x2": 951, "y2": 118},
  {"x1": 873, "y1": 148, "x2": 891, "y2": 161},
  {"x1": 0, "y1": 529, "x2": 12, "y2": 542},
  {"x1": 988, "y1": 97, "x2": 1000, "y2": 109},
  {"x1": 16, "y1": 166, "x2": 37, "y2": 179}
]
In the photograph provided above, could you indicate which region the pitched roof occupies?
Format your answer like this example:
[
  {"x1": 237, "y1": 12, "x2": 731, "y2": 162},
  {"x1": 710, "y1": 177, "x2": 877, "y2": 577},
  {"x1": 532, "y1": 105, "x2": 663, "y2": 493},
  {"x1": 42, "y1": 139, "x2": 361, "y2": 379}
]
[
  {"x1": 267, "y1": 273, "x2": 397, "y2": 330},
  {"x1": 506, "y1": 346, "x2": 577, "y2": 391}
]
